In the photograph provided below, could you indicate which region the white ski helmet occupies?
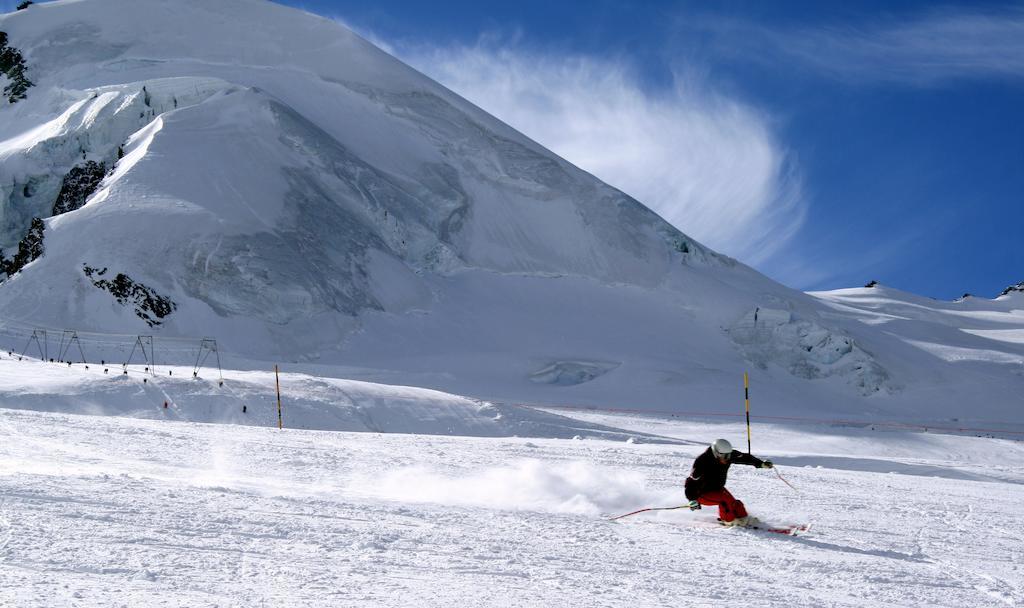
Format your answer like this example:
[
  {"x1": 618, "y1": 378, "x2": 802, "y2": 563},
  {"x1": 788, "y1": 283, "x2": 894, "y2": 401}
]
[{"x1": 711, "y1": 438, "x2": 733, "y2": 459}]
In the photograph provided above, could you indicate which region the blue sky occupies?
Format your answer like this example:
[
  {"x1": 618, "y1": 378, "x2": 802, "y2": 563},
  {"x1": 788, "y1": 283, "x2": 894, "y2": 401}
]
[
  {"x1": 4, "y1": 0, "x2": 1020, "y2": 299},
  {"x1": 274, "y1": 0, "x2": 1023, "y2": 300}
]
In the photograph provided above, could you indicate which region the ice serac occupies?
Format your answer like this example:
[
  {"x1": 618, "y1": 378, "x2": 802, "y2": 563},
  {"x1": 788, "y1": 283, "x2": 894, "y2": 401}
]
[
  {"x1": 727, "y1": 306, "x2": 888, "y2": 395},
  {"x1": 0, "y1": 0, "x2": 1020, "y2": 420}
]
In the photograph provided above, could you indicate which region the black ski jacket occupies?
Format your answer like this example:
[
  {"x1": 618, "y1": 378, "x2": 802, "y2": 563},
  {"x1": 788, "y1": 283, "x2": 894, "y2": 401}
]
[{"x1": 684, "y1": 447, "x2": 765, "y2": 500}]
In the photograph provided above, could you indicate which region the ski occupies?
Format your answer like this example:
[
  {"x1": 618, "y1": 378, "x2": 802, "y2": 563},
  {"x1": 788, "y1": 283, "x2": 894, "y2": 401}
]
[
  {"x1": 718, "y1": 518, "x2": 810, "y2": 535},
  {"x1": 746, "y1": 523, "x2": 809, "y2": 536}
]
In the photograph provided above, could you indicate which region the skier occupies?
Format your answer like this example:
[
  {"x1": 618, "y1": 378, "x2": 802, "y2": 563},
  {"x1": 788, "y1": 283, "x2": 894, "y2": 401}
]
[{"x1": 685, "y1": 438, "x2": 773, "y2": 527}]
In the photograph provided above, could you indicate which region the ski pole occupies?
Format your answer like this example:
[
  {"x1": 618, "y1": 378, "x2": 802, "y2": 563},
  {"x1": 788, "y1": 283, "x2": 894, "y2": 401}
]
[
  {"x1": 608, "y1": 504, "x2": 689, "y2": 521},
  {"x1": 774, "y1": 467, "x2": 800, "y2": 494}
]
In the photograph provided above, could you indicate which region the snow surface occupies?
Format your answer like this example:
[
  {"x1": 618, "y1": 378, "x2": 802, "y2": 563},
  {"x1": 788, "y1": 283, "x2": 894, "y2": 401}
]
[
  {"x1": 0, "y1": 357, "x2": 670, "y2": 442},
  {"x1": 2, "y1": 404, "x2": 1022, "y2": 607},
  {"x1": 2, "y1": 339, "x2": 1020, "y2": 606}
]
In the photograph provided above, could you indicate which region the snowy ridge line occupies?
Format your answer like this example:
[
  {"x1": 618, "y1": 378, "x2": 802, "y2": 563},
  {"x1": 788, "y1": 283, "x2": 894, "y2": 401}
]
[{"x1": 528, "y1": 403, "x2": 1024, "y2": 437}]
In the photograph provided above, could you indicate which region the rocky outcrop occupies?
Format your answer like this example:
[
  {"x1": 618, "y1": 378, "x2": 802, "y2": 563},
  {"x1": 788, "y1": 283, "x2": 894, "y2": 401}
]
[
  {"x1": 1000, "y1": 281, "x2": 1024, "y2": 297},
  {"x1": 0, "y1": 217, "x2": 45, "y2": 279},
  {"x1": 0, "y1": 32, "x2": 33, "y2": 103},
  {"x1": 83, "y1": 265, "x2": 177, "y2": 327},
  {"x1": 52, "y1": 161, "x2": 107, "y2": 215}
]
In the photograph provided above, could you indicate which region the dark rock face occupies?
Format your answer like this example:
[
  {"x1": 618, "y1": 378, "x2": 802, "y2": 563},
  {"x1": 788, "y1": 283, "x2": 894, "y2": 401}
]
[
  {"x1": 1000, "y1": 281, "x2": 1024, "y2": 297},
  {"x1": 865, "y1": 280, "x2": 879, "y2": 288},
  {"x1": 52, "y1": 161, "x2": 107, "y2": 215},
  {"x1": 0, "y1": 217, "x2": 45, "y2": 279},
  {"x1": 0, "y1": 32, "x2": 33, "y2": 103},
  {"x1": 83, "y1": 265, "x2": 177, "y2": 327}
]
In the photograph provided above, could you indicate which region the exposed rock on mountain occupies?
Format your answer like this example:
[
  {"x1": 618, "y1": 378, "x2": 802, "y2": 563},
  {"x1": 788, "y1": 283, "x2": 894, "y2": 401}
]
[
  {"x1": 0, "y1": 216, "x2": 43, "y2": 279},
  {"x1": 1000, "y1": 281, "x2": 1024, "y2": 297},
  {"x1": 52, "y1": 160, "x2": 106, "y2": 215},
  {"x1": 0, "y1": 31, "x2": 32, "y2": 103},
  {"x1": 83, "y1": 265, "x2": 176, "y2": 327}
]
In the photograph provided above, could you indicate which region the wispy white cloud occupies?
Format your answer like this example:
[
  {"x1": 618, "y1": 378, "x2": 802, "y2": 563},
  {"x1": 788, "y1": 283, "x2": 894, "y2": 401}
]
[
  {"x1": 709, "y1": 8, "x2": 1024, "y2": 86},
  {"x1": 325, "y1": 14, "x2": 398, "y2": 57},
  {"x1": 397, "y1": 41, "x2": 806, "y2": 267}
]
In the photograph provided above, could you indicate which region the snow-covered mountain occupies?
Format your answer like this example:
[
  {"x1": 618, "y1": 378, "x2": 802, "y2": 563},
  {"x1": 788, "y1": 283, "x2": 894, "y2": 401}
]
[
  {"x1": 0, "y1": 0, "x2": 715, "y2": 336},
  {"x1": 0, "y1": 0, "x2": 1021, "y2": 426}
]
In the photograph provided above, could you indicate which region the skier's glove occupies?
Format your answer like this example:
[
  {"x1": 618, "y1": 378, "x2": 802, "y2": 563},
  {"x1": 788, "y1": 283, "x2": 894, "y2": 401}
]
[
  {"x1": 759, "y1": 460, "x2": 774, "y2": 469},
  {"x1": 687, "y1": 500, "x2": 701, "y2": 510}
]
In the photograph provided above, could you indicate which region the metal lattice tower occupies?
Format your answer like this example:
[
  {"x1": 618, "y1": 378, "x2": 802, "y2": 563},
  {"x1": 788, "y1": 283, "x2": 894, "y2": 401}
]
[
  {"x1": 193, "y1": 338, "x2": 224, "y2": 384},
  {"x1": 57, "y1": 330, "x2": 88, "y2": 364},
  {"x1": 21, "y1": 329, "x2": 47, "y2": 361},
  {"x1": 125, "y1": 335, "x2": 155, "y2": 374}
]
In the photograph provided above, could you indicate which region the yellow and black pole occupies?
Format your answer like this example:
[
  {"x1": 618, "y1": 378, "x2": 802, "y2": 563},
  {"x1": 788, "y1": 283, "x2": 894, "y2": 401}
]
[
  {"x1": 275, "y1": 364, "x2": 283, "y2": 430},
  {"x1": 744, "y1": 372, "x2": 752, "y2": 454}
]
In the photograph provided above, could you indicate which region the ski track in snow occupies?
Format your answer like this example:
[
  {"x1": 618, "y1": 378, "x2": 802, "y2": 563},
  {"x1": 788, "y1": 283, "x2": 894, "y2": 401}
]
[{"x1": 0, "y1": 408, "x2": 1022, "y2": 607}]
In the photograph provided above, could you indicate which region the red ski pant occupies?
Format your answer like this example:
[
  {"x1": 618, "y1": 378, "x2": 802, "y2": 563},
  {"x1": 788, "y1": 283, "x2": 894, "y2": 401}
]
[{"x1": 697, "y1": 488, "x2": 747, "y2": 522}]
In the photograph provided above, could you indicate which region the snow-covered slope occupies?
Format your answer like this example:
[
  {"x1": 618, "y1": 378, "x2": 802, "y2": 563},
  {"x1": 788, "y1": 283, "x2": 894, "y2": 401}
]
[
  {"x1": 0, "y1": 0, "x2": 1021, "y2": 426},
  {"x1": 3, "y1": 406, "x2": 1022, "y2": 607},
  {"x1": 0, "y1": 356, "x2": 675, "y2": 442},
  {"x1": 806, "y1": 284, "x2": 1024, "y2": 421}
]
